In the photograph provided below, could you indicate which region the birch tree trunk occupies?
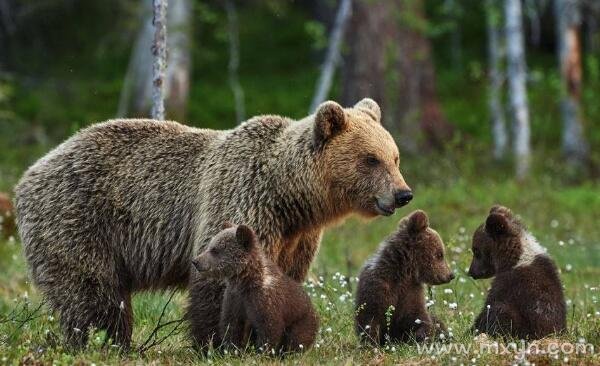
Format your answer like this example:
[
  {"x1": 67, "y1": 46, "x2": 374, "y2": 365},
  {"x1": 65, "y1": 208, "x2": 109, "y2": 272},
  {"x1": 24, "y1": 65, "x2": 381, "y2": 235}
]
[
  {"x1": 117, "y1": 0, "x2": 190, "y2": 120},
  {"x1": 486, "y1": 0, "x2": 508, "y2": 159},
  {"x1": 555, "y1": 0, "x2": 588, "y2": 166},
  {"x1": 225, "y1": 0, "x2": 245, "y2": 124},
  {"x1": 151, "y1": 0, "x2": 167, "y2": 121},
  {"x1": 506, "y1": 0, "x2": 531, "y2": 180},
  {"x1": 309, "y1": 0, "x2": 352, "y2": 113}
]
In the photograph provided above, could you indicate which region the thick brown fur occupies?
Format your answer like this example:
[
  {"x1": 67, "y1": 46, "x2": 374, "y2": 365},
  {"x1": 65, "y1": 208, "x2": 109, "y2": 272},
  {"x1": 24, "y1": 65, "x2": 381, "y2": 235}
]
[
  {"x1": 14, "y1": 99, "x2": 411, "y2": 349},
  {"x1": 191, "y1": 224, "x2": 318, "y2": 354},
  {"x1": 468, "y1": 205, "x2": 567, "y2": 340},
  {"x1": 355, "y1": 210, "x2": 454, "y2": 345},
  {"x1": 0, "y1": 193, "x2": 16, "y2": 239}
]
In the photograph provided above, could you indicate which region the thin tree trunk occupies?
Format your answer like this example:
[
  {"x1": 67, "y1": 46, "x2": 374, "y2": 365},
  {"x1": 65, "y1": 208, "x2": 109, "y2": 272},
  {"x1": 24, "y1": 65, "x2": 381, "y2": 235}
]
[
  {"x1": 117, "y1": 0, "x2": 153, "y2": 118},
  {"x1": 506, "y1": 0, "x2": 531, "y2": 180},
  {"x1": 309, "y1": 0, "x2": 352, "y2": 113},
  {"x1": 152, "y1": 0, "x2": 168, "y2": 121},
  {"x1": 225, "y1": 0, "x2": 245, "y2": 124},
  {"x1": 486, "y1": 0, "x2": 508, "y2": 159},
  {"x1": 118, "y1": 0, "x2": 190, "y2": 120},
  {"x1": 555, "y1": 0, "x2": 588, "y2": 166},
  {"x1": 165, "y1": 0, "x2": 191, "y2": 121},
  {"x1": 525, "y1": 0, "x2": 542, "y2": 48}
]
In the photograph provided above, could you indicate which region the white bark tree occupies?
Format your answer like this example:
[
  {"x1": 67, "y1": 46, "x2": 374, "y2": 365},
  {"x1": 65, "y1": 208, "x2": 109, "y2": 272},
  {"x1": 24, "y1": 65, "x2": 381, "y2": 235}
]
[
  {"x1": 309, "y1": 0, "x2": 352, "y2": 113},
  {"x1": 152, "y1": 0, "x2": 168, "y2": 121},
  {"x1": 118, "y1": 0, "x2": 191, "y2": 121},
  {"x1": 225, "y1": 0, "x2": 245, "y2": 124},
  {"x1": 486, "y1": 0, "x2": 508, "y2": 159},
  {"x1": 555, "y1": 0, "x2": 588, "y2": 166},
  {"x1": 505, "y1": 0, "x2": 531, "y2": 180}
]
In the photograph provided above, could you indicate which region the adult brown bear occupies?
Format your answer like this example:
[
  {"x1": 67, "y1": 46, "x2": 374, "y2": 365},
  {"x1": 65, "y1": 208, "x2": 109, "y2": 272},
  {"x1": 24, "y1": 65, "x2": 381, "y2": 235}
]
[{"x1": 15, "y1": 98, "x2": 412, "y2": 349}]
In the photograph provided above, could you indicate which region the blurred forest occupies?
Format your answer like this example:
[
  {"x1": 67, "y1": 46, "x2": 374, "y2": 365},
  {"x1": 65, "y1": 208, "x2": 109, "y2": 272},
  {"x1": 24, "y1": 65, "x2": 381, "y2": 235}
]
[{"x1": 1, "y1": 0, "x2": 600, "y2": 186}]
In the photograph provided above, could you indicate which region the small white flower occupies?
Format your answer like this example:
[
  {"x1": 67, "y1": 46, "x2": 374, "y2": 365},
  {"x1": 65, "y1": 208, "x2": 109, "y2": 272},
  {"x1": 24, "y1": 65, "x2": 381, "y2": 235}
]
[
  {"x1": 444, "y1": 289, "x2": 453, "y2": 294},
  {"x1": 415, "y1": 318, "x2": 422, "y2": 324},
  {"x1": 565, "y1": 264, "x2": 573, "y2": 272},
  {"x1": 449, "y1": 302, "x2": 458, "y2": 310},
  {"x1": 299, "y1": 344, "x2": 303, "y2": 349},
  {"x1": 326, "y1": 327, "x2": 332, "y2": 332},
  {"x1": 365, "y1": 325, "x2": 370, "y2": 329},
  {"x1": 486, "y1": 304, "x2": 491, "y2": 309},
  {"x1": 119, "y1": 301, "x2": 125, "y2": 310}
]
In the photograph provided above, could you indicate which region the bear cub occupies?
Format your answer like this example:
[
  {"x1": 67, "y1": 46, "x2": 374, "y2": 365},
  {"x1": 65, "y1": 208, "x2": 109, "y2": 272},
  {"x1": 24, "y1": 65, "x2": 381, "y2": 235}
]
[
  {"x1": 355, "y1": 210, "x2": 454, "y2": 345},
  {"x1": 192, "y1": 223, "x2": 318, "y2": 353},
  {"x1": 468, "y1": 205, "x2": 566, "y2": 339}
]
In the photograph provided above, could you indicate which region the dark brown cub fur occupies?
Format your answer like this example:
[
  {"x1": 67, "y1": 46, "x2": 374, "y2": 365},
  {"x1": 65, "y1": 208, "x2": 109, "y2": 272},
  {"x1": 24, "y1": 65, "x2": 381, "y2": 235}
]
[
  {"x1": 468, "y1": 205, "x2": 567, "y2": 340},
  {"x1": 191, "y1": 224, "x2": 318, "y2": 353},
  {"x1": 355, "y1": 210, "x2": 454, "y2": 345}
]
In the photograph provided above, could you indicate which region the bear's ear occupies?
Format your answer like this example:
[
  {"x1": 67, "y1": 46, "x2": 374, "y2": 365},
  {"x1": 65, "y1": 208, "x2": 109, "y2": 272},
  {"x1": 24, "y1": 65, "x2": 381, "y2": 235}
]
[
  {"x1": 236, "y1": 224, "x2": 257, "y2": 251},
  {"x1": 407, "y1": 210, "x2": 429, "y2": 234},
  {"x1": 221, "y1": 221, "x2": 234, "y2": 230},
  {"x1": 485, "y1": 213, "x2": 515, "y2": 238},
  {"x1": 313, "y1": 101, "x2": 347, "y2": 150},
  {"x1": 354, "y1": 98, "x2": 381, "y2": 123},
  {"x1": 489, "y1": 205, "x2": 513, "y2": 218}
]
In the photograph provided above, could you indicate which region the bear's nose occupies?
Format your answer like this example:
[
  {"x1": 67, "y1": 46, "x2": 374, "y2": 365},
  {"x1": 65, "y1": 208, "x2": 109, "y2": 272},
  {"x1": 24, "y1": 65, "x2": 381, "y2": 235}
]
[
  {"x1": 394, "y1": 190, "x2": 413, "y2": 207},
  {"x1": 448, "y1": 273, "x2": 455, "y2": 281}
]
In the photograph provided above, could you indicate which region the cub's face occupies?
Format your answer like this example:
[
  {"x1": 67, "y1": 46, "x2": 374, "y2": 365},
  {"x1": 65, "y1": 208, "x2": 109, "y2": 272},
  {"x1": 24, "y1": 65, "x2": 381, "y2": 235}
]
[
  {"x1": 191, "y1": 223, "x2": 256, "y2": 279},
  {"x1": 468, "y1": 224, "x2": 496, "y2": 279},
  {"x1": 400, "y1": 210, "x2": 454, "y2": 285},
  {"x1": 468, "y1": 206, "x2": 522, "y2": 279},
  {"x1": 313, "y1": 99, "x2": 412, "y2": 217}
]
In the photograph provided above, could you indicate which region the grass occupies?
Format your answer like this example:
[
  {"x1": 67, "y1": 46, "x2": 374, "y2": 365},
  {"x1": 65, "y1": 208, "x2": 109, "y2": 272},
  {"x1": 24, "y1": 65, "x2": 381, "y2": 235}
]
[{"x1": 1, "y1": 151, "x2": 599, "y2": 365}]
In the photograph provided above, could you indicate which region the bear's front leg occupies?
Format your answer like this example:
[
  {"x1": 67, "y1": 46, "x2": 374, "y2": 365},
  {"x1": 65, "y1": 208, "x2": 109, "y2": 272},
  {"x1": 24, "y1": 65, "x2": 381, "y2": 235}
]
[
  {"x1": 187, "y1": 275, "x2": 226, "y2": 350},
  {"x1": 220, "y1": 288, "x2": 250, "y2": 350},
  {"x1": 280, "y1": 229, "x2": 322, "y2": 282}
]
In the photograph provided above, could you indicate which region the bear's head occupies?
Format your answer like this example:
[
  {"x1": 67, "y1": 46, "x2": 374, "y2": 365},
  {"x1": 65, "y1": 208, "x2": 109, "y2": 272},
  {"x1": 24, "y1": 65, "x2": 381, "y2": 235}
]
[
  {"x1": 395, "y1": 210, "x2": 454, "y2": 285},
  {"x1": 313, "y1": 98, "x2": 412, "y2": 218},
  {"x1": 192, "y1": 222, "x2": 258, "y2": 279},
  {"x1": 468, "y1": 205, "x2": 541, "y2": 279}
]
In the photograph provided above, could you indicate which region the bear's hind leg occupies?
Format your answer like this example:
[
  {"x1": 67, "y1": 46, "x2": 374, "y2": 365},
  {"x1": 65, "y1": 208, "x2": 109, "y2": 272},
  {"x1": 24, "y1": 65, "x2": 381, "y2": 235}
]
[{"x1": 54, "y1": 283, "x2": 133, "y2": 350}]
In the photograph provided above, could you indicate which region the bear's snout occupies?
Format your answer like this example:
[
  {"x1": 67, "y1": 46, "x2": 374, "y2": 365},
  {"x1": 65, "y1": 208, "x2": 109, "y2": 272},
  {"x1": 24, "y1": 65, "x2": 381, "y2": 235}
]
[{"x1": 394, "y1": 190, "x2": 413, "y2": 207}]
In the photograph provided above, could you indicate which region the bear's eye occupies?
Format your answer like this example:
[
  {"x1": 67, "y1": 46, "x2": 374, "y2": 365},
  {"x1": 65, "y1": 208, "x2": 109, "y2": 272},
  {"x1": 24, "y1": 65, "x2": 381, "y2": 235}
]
[
  {"x1": 364, "y1": 155, "x2": 380, "y2": 167},
  {"x1": 436, "y1": 252, "x2": 444, "y2": 260},
  {"x1": 394, "y1": 156, "x2": 399, "y2": 166}
]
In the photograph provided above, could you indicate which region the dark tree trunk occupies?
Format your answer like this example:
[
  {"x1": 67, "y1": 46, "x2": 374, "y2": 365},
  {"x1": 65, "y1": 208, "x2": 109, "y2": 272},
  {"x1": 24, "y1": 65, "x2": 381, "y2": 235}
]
[
  {"x1": 394, "y1": 0, "x2": 453, "y2": 151},
  {"x1": 340, "y1": 0, "x2": 452, "y2": 151},
  {"x1": 340, "y1": 0, "x2": 390, "y2": 113}
]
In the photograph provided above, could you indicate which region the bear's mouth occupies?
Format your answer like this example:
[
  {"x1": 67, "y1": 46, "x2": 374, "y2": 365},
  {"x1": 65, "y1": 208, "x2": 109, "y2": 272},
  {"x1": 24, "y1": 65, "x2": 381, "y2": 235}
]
[{"x1": 374, "y1": 199, "x2": 395, "y2": 216}]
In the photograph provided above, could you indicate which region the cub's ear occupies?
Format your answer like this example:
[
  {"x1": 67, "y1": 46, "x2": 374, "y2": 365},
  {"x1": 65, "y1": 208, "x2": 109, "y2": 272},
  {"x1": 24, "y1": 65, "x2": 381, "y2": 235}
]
[
  {"x1": 221, "y1": 221, "x2": 234, "y2": 230},
  {"x1": 489, "y1": 205, "x2": 513, "y2": 218},
  {"x1": 485, "y1": 213, "x2": 514, "y2": 238},
  {"x1": 313, "y1": 101, "x2": 347, "y2": 150},
  {"x1": 354, "y1": 98, "x2": 381, "y2": 123},
  {"x1": 407, "y1": 210, "x2": 429, "y2": 234},
  {"x1": 236, "y1": 224, "x2": 257, "y2": 251}
]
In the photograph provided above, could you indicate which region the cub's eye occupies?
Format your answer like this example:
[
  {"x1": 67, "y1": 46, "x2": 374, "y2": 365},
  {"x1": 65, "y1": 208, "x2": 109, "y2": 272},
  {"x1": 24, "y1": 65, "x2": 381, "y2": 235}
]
[
  {"x1": 436, "y1": 252, "x2": 444, "y2": 260},
  {"x1": 365, "y1": 155, "x2": 380, "y2": 167},
  {"x1": 394, "y1": 156, "x2": 399, "y2": 166}
]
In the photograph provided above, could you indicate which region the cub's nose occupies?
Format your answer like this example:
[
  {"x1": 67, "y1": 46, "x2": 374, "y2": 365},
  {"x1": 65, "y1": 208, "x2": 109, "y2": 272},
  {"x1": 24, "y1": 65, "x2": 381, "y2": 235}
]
[
  {"x1": 394, "y1": 190, "x2": 413, "y2": 207},
  {"x1": 448, "y1": 273, "x2": 455, "y2": 281}
]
